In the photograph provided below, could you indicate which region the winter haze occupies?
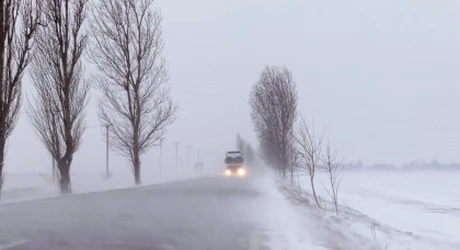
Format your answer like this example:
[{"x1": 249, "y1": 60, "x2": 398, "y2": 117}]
[{"x1": 7, "y1": 0, "x2": 460, "y2": 174}]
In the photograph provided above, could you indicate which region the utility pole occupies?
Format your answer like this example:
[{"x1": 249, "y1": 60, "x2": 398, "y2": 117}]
[
  {"x1": 186, "y1": 145, "x2": 191, "y2": 166},
  {"x1": 174, "y1": 142, "x2": 180, "y2": 168},
  {"x1": 159, "y1": 138, "x2": 163, "y2": 176},
  {"x1": 105, "y1": 124, "x2": 110, "y2": 178},
  {"x1": 197, "y1": 148, "x2": 201, "y2": 173}
]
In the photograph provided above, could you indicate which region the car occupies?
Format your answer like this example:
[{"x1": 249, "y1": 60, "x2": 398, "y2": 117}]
[{"x1": 224, "y1": 151, "x2": 246, "y2": 176}]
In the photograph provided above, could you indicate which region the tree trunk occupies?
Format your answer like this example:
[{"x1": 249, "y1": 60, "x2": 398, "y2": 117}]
[
  {"x1": 281, "y1": 166, "x2": 287, "y2": 179},
  {"x1": 329, "y1": 172, "x2": 339, "y2": 214},
  {"x1": 133, "y1": 151, "x2": 141, "y2": 185},
  {"x1": 0, "y1": 139, "x2": 5, "y2": 199},
  {"x1": 58, "y1": 157, "x2": 72, "y2": 194},
  {"x1": 310, "y1": 175, "x2": 321, "y2": 208}
]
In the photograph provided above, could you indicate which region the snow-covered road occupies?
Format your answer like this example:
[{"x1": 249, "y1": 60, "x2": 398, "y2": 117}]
[{"x1": 0, "y1": 172, "x2": 327, "y2": 250}]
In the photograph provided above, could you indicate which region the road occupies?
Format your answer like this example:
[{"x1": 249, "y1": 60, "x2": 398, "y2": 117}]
[{"x1": 0, "y1": 175, "x2": 273, "y2": 250}]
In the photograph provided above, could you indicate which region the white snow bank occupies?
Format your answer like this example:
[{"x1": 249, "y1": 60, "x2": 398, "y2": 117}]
[
  {"x1": 292, "y1": 170, "x2": 460, "y2": 250},
  {"x1": 251, "y1": 172, "x2": 329, "y2": 250},
  {"x1": 275, "y1": 179, "x2": 383, "y2": 250}
]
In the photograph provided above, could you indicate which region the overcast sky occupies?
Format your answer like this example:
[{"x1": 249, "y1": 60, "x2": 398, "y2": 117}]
[{"x1": 6, "y1": 0, "x2": 460, "y2": 174}]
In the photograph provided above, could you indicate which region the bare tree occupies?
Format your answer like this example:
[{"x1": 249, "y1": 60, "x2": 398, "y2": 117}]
[
  {"x1": 321, "y1": 141, "x2": 344, "y2": 214},
  {"x1": 0, "y1": 1, "x2": 41, "y2": 194},
  {"x1": 89, "y1": 0, "x2": 176, "y2": 185},
  {"x1": 249, "y1": 66, "x2": 297, "y2": 178},
  {"x1": 29, "y1": 0, "x2": 89, "y2": 193},
  {"x1": 296, "y1": 116, "x2": 323, "y2": 208}
]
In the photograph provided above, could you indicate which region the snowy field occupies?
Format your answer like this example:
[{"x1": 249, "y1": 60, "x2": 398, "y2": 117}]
[{"x1": 306, "y1": 170, "x2": 460, "y2": 250}]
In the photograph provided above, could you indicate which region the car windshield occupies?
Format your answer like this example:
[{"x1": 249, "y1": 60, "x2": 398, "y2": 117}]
[{"x1": 226, "y1": 153, "x2": 241, "y2": 157}]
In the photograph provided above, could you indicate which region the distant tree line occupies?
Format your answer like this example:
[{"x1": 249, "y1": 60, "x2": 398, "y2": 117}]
[
  {"x1": 235, "y1": 133, "x2": 255, "y2": 165},
  {"x1": 0, "y1": 0, "x2": 176, "y2": 196},
  {"x1": 344, "y1": 160, "x2": 460, "y2": 170}
]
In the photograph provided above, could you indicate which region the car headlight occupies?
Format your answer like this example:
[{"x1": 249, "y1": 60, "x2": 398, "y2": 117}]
[
  {"x1": 237, "y1": 168, "x2": 245, "y2": 175},
  {"x1": 225, "y1": 169, "x2": 231, "y2": 176}
]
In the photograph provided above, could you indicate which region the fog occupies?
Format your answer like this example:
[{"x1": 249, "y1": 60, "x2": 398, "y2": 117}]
[{"x1": 5, "y1": 0, "x2": 460, "y2": 173}]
